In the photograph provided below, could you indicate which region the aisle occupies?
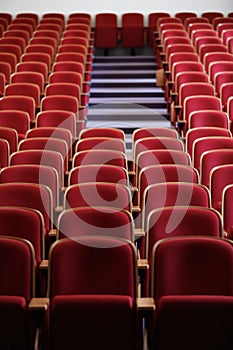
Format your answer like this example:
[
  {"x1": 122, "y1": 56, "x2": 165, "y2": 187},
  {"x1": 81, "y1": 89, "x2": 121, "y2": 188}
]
[{"x1": 85, "y1": 54, "x2": 171, "y2": 156}]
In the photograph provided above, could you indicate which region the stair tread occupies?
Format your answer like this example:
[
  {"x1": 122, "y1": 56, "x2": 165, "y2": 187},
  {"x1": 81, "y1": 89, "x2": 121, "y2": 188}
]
[
  {"x1": 89, "y1": 97, "x2": 166, "y2": 103},
  {"x1": 90, "y1": 87, "x2": 162, "y2": 93},
  {"x1": 86, "y1": 119, "x2": 171, "y2": 128},
  {"x1": 91, "y1": 78, "x2": 156, "y2": 83},
  {"x1": 92, "y1": 70, "x2": 156, "y2": 74},
  {"x1": 87, "y1": 107, "x2": 168, "y2": 116}
]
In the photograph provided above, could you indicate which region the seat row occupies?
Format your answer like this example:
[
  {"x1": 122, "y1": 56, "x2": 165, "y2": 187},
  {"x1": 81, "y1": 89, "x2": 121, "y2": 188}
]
[
  {"x1": 155, "y1": 17, "x2": 233, "y2": 210},
  {"x1": 1, "y1": 233, "x2": 233, "y2": 349},
  {"x1": 1, "y1": 11, "x2": 233, "y2": 50},
  {"x1": 0, "y1": 16, "x2": 232, "y2": 270},
  {"x1": 0, "y1": 14, "x2": 92, "y2": 137},
  {"x1": 0, "y1": 117, "x2": 231, "y2": 346},
  {"x1": 1, "y1": 125, "x2": 233, "y2": 293},
  {"x1": 153, "y1": 16, "x2": 233, "y2": 221},
  {"x1": 153, "y1": 14, "x2": 233, "y2": 139},
  {"x1": 1, "y1": 13, "x2": 233, "y2": 136},
  {"x1": 0, "y1": 11, "x2": 232, "y2": 350},
  {"x1": 1, "y1": 125, "x2": 233, "y2": 226}
]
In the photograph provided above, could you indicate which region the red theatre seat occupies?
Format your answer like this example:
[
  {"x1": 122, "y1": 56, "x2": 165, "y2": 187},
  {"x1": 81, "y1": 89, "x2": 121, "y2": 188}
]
[
  {"x1": 121, "y1": 13, "x2": 144, "y2": 49},
  {"x1": 95, "y1": 13, "x2": 118, "y2": 49}
]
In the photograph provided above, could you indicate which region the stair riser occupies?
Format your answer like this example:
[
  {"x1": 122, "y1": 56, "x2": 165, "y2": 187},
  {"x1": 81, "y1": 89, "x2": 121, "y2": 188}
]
[
  {"x1": 93, "y1": 57, "x2": 156, "y2": 63},
  {"x1": 87, "y1": 112, "x2": 169, "y2": 121},
  {"x1": 92, "y1": 64, "x2": 156, "y2": 71}
]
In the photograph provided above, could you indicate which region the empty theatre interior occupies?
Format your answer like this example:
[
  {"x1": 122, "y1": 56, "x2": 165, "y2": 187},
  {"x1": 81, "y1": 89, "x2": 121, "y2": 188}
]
[{"x1": 0, "y1": 1, "x2": 233, "y2": 349}]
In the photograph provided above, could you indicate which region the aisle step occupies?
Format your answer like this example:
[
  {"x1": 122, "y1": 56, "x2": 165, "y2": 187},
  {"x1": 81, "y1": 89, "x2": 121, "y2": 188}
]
[
  {"x1": 88, "y1": 98, "x2": 167, "y2": 110},
  {"x1": 90, "y1": 87, "x2": 164, "y2": 98},
  {"x1": 91, "y1": 78, "x2": 156, "y2": 88},
  {"x1": 93, "y1": 55, "x2": 156, "y2": 63},
  {"x1": 91, "y1": 70, "x2": 156, "y2": 79},
  {"x1": 92, "y1": 62, "x2": 156, "y2": 70},
  {"x1": 86, "y1": 53, "x2": 171, "y2": 139}
]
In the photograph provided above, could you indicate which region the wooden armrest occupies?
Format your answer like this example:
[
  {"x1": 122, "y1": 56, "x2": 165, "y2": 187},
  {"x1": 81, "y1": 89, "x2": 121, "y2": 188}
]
[
  {"x1": 167, "y1": 80, "x2": 174, "y2": 90},
  {"x1": 39, "y1": 260, "x2": 48, "y2": 270},
  {"x1": 48, "y1": 229, "x2": 57, "y2": 237},
  {"x1": 160, "y1": 52, "x2": 165, "y2": 60},
  {"x1": 170, "y1": 92, "x2": 177, "y2": 103},
  {"x1": 177, "y1": 119, "x2": 186, "y2": 125},
  {"x1": 62, "y1": 187, "x2": 67, "y2": 194},
  {"x1": 175, "y1": 105, "x2": 182, "y2": 112},
  {"x1": 54, "y1": 206, "x2": 63, "y2": 214},
  {"x1": 130, "y1": 186, "x2": 138, "y2": 193},
  {"x1": 80, "y1": 94, "x2": 89, "y2": 102},
  {"x1": 158, "y1": 46, "x2": 164, "y2": 53},
  {"x1": 177, "y1": 120, "x2": 186, "y2": 132},
  {"x1": 80, "y1": 93, "x2": 89, "y2": 99},
  {"x1": 137, "y1": 258, "x2": 149, "y2": 270},
  {"x1": 162, "y1": 61, "x2": 168, "y2": 70},
  {"x1": 132, "y1": 206, "x2": 141, "y2": 213},
  {"x1": 29, "y1": 297, "x2": 50, "y2": 311},
  {"x1": 137, "y1": 297, "x2": 155, "y2": 311},
  {"x1": 77, "y1": 119, "x2": 86, "y2": 124},
  {"x1": 135, "y1": 228, "x2": 145, "y2": 240},
  {"x1": 164, "y1": 70, "x2": 171, "y2": 79},
  {"x1": 29, "y1": 297, "x2": 50, "y2": 349},
  {"x1": 153, "y1": 31, "x2": 159, "y2": 38}
]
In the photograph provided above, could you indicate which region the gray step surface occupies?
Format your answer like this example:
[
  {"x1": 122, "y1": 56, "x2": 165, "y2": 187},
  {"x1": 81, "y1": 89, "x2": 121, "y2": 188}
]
[
  {"x1": 91, "y1": 70, "x2": 156, "y2": 79},
  {"x1": 87, "y1": 104, "x2": 169, "y2": 120},
  {"x1": 90, "y1": 87, "x2": 164, "y2": 98},
  {"x1": 88, "y1": 97, "x2": 167, "y2": 109},
  {"x1": 91, "y1": 78, "x2": 157, "y2": 88},
  {"x1": 86, "y1": 119, "x2": 171, "y2": 136},
  {"x1": 86, "y1": 54, "x2": 170, "y2": 137}
]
